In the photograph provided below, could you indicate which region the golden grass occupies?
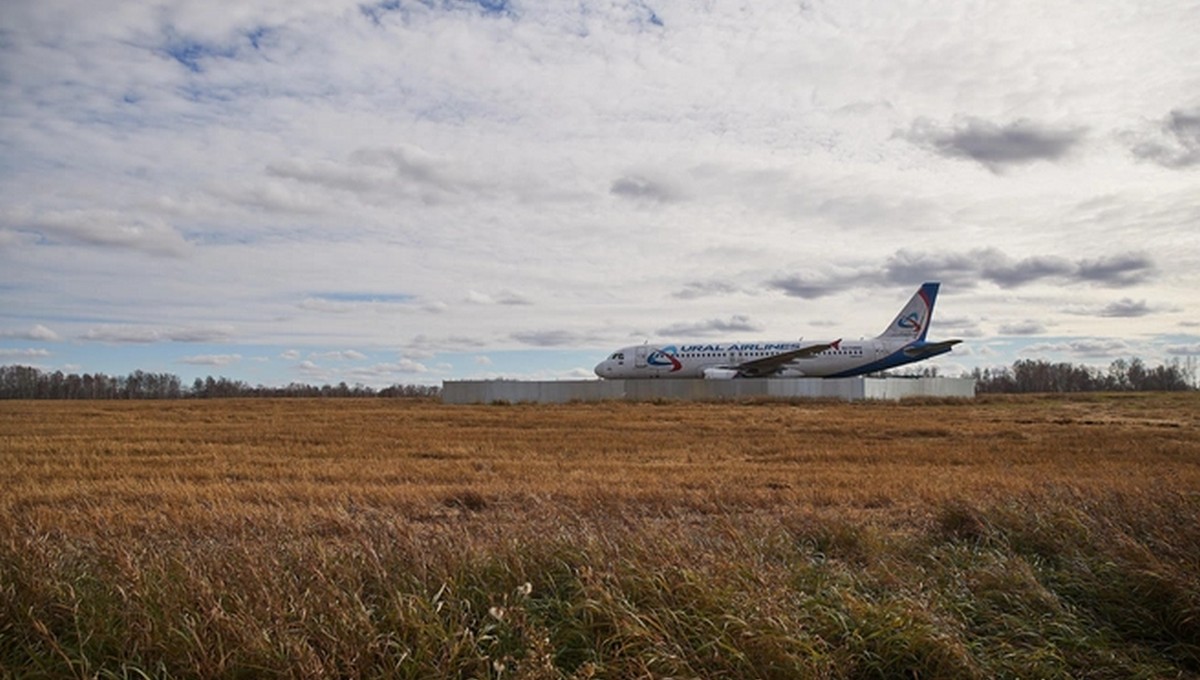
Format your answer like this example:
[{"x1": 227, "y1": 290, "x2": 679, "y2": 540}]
[
  {"x1": 3, "y1": 394, "x2": 1197, "y2": 536},
  {"x1": 2, "y1": 393, "x2": 1198, "y2": 677}
]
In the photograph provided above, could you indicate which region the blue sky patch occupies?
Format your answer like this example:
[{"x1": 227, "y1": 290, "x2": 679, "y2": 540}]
[
  {"x1": 246, "y1": 27, "x2": 272, "y2": 50},
  {"x1": 160, "y1": 34, "x2": 237, "y2": 73},
  {"x1": 360, "y1": 1, "x2": 404, "y2": 25},
  {"x1": 469, "y1": 0, "x2": 511, "y2": 16}
]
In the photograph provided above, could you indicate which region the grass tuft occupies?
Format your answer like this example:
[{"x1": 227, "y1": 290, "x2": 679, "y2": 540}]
[{"x1": 936, "y1": 500, "x2": 991, "y2": 544}]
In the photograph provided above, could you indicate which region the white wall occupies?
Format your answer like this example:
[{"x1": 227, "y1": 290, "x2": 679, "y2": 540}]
[{"x1": 442, "y1": 378, "x2": 976, "y2": 404}]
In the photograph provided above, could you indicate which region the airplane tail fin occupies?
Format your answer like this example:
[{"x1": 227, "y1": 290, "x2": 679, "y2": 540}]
[{"x1": 878, "y1": 282, "x2": 939, "y2": 342}]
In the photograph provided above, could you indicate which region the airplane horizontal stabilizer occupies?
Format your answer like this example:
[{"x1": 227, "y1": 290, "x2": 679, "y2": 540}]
[{"x1": 902, "y1": 339, "x2": 961, "y2": 358}]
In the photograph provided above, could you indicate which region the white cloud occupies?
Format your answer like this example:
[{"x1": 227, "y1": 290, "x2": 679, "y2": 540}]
[
  {"x1": 394, "y1": 358, "x2": 428, "y2": 373},
  {"x1": 465, "y1": 290, "x2": 532, "y2": 306},
  {"x1": 0, "y1": 324, "x2": 61, "y2": 341},
  {"x1": 673, "y1": 281, "x2": 742, "y2": 300},
  {"x1": 342, "y1": 359, "x2": 429, "y2": 381},
  {"x1": 1127, "y1": 108, "x2": 1200, "y2": 168},
  {"x1": 179, "y1": 353, "x2": 242, "y2": 366},
  {"x1": 1, "y1": 0, "x2": 1197, "y2": 384},
  {"x1": 298, "y1": 297, "x2": 357, "y2": 314},
  {"x1": 1097, "y1": 298, "x2": 1153, "y2": 318},
  {"x1": 295, "y1": 360, "x2": 327, "y2": 380},
  {"x1": 0, "y1": 348, "x2": 51, "y2": 359},
  {"x1": 997, "y1": 321, "x2": 1046, "y2": 336},
  {"x1": 902, "y1": 118, "x2": 1087, "y2": 172},
  {"x1": 1166, "y1": 344, "x2": 1200, "y2": 356},
  {"x1": 657, "y1": 316, "x2": 762, "y2": 337},
  {"x1": 80, "y1": 325, "x2": 236, "y2": 344},
  {"x1": 309, "y1": 349, "x2": 367, "y2": 361},
  {"x1": 3, "y1": 208, "x2": 190, "y2": 257},
  {"x1": 1023, "y1": 339, "x2": 1133, "y2": 358},
  {"x1": 510, "y1": 330, "x2": 589, "y2": 347}
]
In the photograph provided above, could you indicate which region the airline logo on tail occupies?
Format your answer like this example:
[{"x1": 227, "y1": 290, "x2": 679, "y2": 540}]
[
  {"x1": 899, "y1": 286, "x2": 934, "y2": 334},
  {"x1": 880, "y1": 283, "x2": 937, "y2": 341},
  {"x1": 898, "y1": 312, "x2": 924, "y2": 333}
]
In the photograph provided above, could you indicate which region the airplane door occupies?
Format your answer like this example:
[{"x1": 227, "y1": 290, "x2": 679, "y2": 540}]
[
  {"x1": 635, "y1": 345, "x2": 649, "y2": 368},
  {"x1": 873, "y1": 341, "x2": 884, "y2": 359}
]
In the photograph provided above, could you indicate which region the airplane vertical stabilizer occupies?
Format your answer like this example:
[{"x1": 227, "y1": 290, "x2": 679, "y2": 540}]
[{"x1": 878, "y1": 282, "x2": 939, "y2": 342}]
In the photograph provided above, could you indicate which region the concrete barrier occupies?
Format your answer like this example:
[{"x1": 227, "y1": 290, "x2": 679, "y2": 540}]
[{"x1": 442, "y1": 377, "x2": 976, "y2": 404}]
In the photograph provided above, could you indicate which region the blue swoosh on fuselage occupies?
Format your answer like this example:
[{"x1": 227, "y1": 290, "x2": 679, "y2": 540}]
[{"x1": 825, "y1": 342, "x2": 953, "y2": 378}]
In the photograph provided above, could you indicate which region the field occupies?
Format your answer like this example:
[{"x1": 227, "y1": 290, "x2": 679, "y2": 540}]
[{"x1": 2, "y1": 394, "x2": 1199, "y2": 678}]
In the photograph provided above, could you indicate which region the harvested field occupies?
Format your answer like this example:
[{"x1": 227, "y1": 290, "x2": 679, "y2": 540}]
[{"x1": 2, "y1": 393, "x2": 1198, "y2": 677}]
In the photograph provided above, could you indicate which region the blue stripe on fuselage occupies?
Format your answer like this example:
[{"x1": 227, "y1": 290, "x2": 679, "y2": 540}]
[{"x1": 824, "y1": 341, "x2": 952, "y2": 378}]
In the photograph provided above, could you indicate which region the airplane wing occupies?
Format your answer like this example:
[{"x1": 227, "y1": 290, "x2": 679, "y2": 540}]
[
  {"x1": 902, "y1": 339, "x2": 962, "y2": 358},
  {"x1": 734, "y1": 341, "x2": 838, "y2": 377}
]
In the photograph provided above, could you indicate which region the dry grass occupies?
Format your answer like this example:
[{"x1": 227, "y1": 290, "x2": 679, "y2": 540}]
[{"x1": 2, "y1": 393, "x2": 1198, "y2": 677}]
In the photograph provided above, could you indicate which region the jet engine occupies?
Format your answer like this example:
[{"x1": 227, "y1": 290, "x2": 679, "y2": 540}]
[{"x1": 701, "y1": 368, "x2": 741, "y2": 380}]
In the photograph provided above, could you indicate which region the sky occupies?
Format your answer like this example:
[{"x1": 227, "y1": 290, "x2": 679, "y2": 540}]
[{"x1": 2, "y1": 0, "x2": 1198, "y2": 388}]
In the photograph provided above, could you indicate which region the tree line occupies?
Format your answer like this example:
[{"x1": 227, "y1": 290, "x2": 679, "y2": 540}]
[
  {"x1": 0, "y1": 366, "x2": 440, "y2": 400},
  {"x1": 2, "y1": 358, "x2": 1195, "y2": 400},
  {"x1": 969, "y1": 357, "x2": 1195, "y2": 393}
]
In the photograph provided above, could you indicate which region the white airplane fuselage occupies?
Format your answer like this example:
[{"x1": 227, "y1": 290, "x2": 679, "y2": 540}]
[
  {"x1": 596, "y1": 339, "x2": 887, "y2": 379},
  {"x1": 593, "y1": 282, "x2": 960, "y2": 380}
]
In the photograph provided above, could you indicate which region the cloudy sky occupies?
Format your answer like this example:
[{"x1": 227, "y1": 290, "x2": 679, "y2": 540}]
[{"x1": 2, "y1": 0, "x2": 1198, "y2": 387}]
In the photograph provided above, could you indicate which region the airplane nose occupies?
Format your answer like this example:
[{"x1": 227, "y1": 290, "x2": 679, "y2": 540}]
[{"x1": 594, "y1": 361, "x2": 608, "y2": 378}]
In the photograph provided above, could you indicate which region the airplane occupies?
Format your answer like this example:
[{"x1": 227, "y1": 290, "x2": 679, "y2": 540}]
[{"x1": 593, "y1": 282, "x2": 961, "y2": 379}]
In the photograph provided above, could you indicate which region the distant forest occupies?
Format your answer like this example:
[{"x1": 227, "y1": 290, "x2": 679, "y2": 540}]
[
  {"x1": 0, "y1": 365, "x2": 439, "y2": 400},
  {"x1": 899, "y1": 357, "x2": 1196, "y2": 393},
  {"x1": 0, "y1": 358, "x2": 1195, "y2": 399}
]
